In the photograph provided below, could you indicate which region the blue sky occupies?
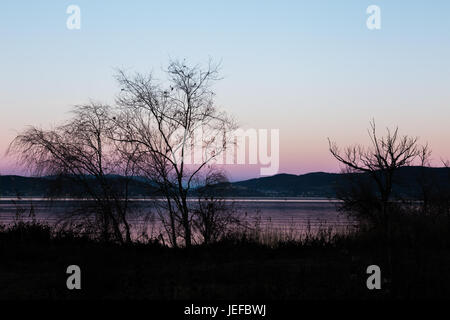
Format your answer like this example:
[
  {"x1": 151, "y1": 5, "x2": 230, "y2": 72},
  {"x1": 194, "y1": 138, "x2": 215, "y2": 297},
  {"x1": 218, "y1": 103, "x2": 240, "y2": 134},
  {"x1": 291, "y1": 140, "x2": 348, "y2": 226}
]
[{"x1": 1, "y1": 1, "x2": 449, "y2": 180}]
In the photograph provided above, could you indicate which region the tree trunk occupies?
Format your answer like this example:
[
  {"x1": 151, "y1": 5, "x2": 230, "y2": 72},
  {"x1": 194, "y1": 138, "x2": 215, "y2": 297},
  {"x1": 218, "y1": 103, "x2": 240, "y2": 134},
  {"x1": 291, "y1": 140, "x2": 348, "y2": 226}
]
[{"x1": 181, "y1": 195, "x2": 192, "y2": 247}]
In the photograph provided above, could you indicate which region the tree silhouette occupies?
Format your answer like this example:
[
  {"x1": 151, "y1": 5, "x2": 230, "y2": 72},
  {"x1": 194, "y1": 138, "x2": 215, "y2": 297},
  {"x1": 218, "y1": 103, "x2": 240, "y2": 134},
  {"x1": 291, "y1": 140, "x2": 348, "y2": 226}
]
[{"x1": 112, "y1": 60, "x2": 236, "y2": 247}]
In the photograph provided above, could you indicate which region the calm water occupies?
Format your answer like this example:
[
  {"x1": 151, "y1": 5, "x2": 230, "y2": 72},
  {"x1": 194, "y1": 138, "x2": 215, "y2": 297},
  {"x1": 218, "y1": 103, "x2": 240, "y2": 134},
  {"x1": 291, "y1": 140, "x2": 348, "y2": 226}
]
[{"x1": 0, "y1": 198, "x2": 357, "y2": 239}]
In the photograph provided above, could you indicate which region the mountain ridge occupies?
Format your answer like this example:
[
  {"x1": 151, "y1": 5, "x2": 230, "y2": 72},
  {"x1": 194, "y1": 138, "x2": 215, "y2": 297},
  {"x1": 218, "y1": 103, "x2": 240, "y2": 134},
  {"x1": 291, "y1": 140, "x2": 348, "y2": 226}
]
[{"x1": 1, "y1": 166, "x2": 449, "y2": 198}]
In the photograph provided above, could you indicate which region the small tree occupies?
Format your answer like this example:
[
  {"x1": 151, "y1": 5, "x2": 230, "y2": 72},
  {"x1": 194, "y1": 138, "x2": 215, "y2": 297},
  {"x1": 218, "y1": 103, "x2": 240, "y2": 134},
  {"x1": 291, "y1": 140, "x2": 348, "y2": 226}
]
[{"x1": 328, "y1": 120, "x2": 428, "y2": 229}]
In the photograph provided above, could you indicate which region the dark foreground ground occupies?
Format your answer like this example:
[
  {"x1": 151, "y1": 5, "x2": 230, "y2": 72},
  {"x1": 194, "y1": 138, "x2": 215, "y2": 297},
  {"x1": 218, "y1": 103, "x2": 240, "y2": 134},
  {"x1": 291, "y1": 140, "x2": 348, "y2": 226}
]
[{"x1": 1, "y1": 221, "x2": 450, "y2": 300}]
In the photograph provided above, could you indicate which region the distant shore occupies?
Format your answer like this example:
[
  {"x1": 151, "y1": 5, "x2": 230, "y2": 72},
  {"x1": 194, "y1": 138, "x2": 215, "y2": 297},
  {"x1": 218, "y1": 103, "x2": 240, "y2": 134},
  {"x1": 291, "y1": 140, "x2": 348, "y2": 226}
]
[{"x1": 0, "y1": 197, "x2": 338, "y2": 201}]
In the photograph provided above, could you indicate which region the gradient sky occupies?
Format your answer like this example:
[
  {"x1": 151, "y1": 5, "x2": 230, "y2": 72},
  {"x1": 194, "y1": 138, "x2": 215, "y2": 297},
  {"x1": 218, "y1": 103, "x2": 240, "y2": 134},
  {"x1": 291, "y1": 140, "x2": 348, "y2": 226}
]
[{"x1": 1, "y1": 1, "x2": 449, "y2": 181}]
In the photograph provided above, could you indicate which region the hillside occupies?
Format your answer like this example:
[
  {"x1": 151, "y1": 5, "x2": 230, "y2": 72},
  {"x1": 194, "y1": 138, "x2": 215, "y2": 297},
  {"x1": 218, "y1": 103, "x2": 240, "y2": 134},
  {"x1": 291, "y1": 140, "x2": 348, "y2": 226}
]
[
  {"x1": 230, "y1": 166, "x2": 450, "y2": 198},
  {"x1": 1, "y1": 166, "x2": 449, "y2": 198},
  {"x1": 0, "y1": 175, "x2": 158, "y2": 198}
]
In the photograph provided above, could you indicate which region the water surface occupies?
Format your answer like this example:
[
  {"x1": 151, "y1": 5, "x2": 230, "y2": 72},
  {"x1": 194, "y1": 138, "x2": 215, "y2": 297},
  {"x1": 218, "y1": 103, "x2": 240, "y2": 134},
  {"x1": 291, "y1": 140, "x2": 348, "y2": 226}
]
[{"x1": 0, "y1": 198, "x2": 356, "y2": 240}]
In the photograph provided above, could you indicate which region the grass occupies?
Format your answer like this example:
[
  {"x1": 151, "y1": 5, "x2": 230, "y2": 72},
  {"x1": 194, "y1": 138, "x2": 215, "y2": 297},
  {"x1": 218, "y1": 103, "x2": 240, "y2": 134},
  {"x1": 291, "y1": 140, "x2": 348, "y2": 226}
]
[{"x1": 1, "y1": 213, "x2": 450, "y2": 300}]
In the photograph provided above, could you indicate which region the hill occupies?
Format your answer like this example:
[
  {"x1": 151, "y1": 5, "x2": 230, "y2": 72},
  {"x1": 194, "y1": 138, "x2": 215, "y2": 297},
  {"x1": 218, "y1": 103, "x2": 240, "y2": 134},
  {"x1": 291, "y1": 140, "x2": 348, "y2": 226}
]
[
  {"x1": 0, "y1": 175, "x2": 158, "y2": 198},
  {"x1": 1, "y1": 166, "x2": 449, "y2": 198},
  {"x1": 230, "y1": 166, "x2": 450, "y2": 198}
]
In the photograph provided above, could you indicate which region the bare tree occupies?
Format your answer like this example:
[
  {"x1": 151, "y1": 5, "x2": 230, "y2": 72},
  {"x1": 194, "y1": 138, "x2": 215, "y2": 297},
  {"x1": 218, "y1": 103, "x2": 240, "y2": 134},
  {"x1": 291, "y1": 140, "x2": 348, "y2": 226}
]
[
  {"x1": 113, "y1": 60, "x2": 236, "y2": 247},
  {"x1": 8, "y1": 104, "x2": 134, "y2": 243},
  {"x1": 328, "y1": 120, "x2": 428, "y2": 228}
]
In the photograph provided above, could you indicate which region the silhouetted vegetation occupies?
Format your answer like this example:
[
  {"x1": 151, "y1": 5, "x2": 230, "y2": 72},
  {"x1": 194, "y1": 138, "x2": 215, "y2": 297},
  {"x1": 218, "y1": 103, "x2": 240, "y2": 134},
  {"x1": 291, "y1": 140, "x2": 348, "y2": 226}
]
[
  {"x1": 7, "y1": 59, "x2": 236, "y2": 248},
  {"x1": 329, "y1": 120, "x2": 430, "y2": 229},
  {"x1": 1, "y1": 212, "x2": 450, "y2": 299},
  {"x1": 329, "y1": 121, "x2": 450, "y2": 233}
]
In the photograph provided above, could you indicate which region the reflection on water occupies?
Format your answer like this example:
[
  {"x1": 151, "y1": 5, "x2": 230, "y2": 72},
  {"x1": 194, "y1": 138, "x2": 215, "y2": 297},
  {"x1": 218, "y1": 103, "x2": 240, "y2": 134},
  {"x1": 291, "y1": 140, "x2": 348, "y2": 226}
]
[{"x1": 0, "y1": 198, "x2": 357, "y2": 239}]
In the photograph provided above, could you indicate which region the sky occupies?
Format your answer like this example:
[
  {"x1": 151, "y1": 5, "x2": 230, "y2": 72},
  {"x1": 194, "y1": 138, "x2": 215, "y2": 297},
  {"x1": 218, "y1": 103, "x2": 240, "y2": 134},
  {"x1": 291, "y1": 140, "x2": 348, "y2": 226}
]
[{"x1": 0, "y1": 1, "x2": 449, "y2": 181}]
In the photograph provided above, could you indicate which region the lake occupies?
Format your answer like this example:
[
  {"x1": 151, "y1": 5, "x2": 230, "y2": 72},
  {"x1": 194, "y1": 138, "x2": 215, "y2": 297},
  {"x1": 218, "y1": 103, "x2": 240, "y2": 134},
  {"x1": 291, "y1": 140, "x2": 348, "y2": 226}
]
[{"x1": 0, "y1": 198, "x2": 357, "y2": 241}]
